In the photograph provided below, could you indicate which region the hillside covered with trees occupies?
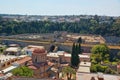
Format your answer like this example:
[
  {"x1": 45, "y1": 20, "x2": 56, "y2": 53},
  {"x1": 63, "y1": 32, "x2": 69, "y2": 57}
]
[{"x1": 0, "y1": 15, "x2": 120, "y2": 36}]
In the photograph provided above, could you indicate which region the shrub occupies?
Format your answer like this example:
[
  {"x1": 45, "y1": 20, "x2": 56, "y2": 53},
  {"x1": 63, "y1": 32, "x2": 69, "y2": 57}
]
[{"x1": 12, "y1": 66, "x2": 33, "y2": 77}]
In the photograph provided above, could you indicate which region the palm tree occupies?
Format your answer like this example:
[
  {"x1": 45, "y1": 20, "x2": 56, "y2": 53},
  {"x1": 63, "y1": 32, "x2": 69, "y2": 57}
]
[{"x1": 62, "y1": 66, "x2": 76, "y2": 80}]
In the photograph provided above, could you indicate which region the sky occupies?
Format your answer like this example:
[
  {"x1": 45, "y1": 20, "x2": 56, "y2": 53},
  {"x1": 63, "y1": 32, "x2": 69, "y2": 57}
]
[{"x1": 0, "y1": 0, "x2": 120, "y2": 16}]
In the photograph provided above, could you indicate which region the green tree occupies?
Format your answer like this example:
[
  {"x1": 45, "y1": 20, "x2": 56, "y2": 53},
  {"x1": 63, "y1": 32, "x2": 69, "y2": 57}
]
[
  {"x1": 49, "y1": 45, "x2": 55, "y2": 52},
  {"x1": 78, "y1": 43, "x2": 82, "y2": 54},
  {"x1": 71, "y1": 43, "x2": 80, "y2": 68},
  {"x1": 117, "y1": 52, "x2": 120, "y2": 59},
  {"x1": 96, "y1": 64, "x2": 108, "y2": 72},
  {"x1": 91, "y1": 44, "x2": 110, "y2": 61},
  {"x1": 105, "y1": 68, "x2": 113, "y2": 74},
  {"x1": 91, "y1": 64, "x2": 108, "y2": 73},
  {"x1": 94, "y1": 54, "x2": 102, "y2": 63},
  {"x1": 71, "y1": 43, "x2": 76, "y2": 67},
  {"x1": 0, "y1": 45, "x2": 6, "y2": 54},
  {"x1": 74, "y1": 44, "x2": 80, "y2": 67},
  {"x1": 77, "y1": 37, "x2": 82, "y2": 44},
  {"x1": 62, "y1": 66, "x2": 76, "y2": 80},
  {"x1": 90, "y1": 64, "x2": 97, "y2": 72},
  {"x1": 0, "y1": 15, "x2": 120, "y2": 36},
  {"x1": 12, "y1": 66, "x2": 33, "y2": 77}
]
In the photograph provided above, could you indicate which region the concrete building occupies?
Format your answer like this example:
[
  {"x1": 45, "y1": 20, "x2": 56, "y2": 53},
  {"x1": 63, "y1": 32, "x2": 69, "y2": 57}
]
[
  {"x1": 77, "y1": 62, "x2": 91, "y2": 73},
  {"x1": 4, "y1": 44, "x2": 21, "y2": 56},
  {"x1": 22, "y1": 45, "x2": 47, "y2": 57},
  {"x1": 5, "y1": 47, "x2": 21, "y2": 56},
  {"x1": 47, "y1": 51, "x2": 90, "y2": 64}
]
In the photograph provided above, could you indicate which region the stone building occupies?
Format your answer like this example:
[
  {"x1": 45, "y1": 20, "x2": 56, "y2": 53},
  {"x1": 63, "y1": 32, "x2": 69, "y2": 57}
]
[{"x1": 31, "y1": 46, "x2": 47, "y2": 63}]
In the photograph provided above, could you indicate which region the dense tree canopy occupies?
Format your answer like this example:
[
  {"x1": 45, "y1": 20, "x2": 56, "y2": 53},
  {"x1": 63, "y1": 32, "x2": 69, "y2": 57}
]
[
  {"x1": 0, "y1": 17, "x2": 120, "y2": 36},
  {"x1": 91, "y1": 44, "x2": 110, "y2": 64},
  {"x1": 90, "y1": 44, "x2": 117, "y2": 74},
  {"x1": 12, "y1": 66, "x2": 33, "y2": 77},
  {"x1": 89, "y1": 33, "x2": 119, "y2": 75},
  {"x1": 91, "y1": 44, "x2": 110, "y2": 59}
]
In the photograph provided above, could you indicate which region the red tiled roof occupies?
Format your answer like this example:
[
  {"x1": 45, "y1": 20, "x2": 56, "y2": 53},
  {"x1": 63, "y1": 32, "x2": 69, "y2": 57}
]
[
  {"x1": 27, "y1": 61, "x2": 34, "y2": 65},
  {"x1": 28, "y1": 65, "x2": 38, "y2": 70},
  {"x1": 27, "y1": 45, "x2": 46, "y2": 54},
  {"x1": 16, "y1": 57, "x2": 32, "y2": 65},
  {"x1": 0, "y1": 73, "x2": 4, "y2": 77},
  {"x1": 33, "y1": 48, "x2": 46, "y2": 54},
  {"x1": 117, "y1": 65, "x2": 120, "y2": 68}
]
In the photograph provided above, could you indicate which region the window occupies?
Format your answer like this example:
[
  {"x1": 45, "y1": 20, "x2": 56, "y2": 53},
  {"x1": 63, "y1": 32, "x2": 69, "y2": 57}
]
[
  {"x1": 35, "y1": 57, "x2": 37, "y2": 63},
  {"x1": 2, "y1": 64, "x2": 5, "y2": 68}
]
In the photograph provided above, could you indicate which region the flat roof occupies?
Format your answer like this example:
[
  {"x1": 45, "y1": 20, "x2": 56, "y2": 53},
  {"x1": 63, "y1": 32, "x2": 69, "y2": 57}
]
[
  {"x1": 0, "y1": 66, "x2": 18, "y2": 73},
  {"x1": 79, "y1": 62, "x2": 91, "y2": 67},
  {"x1": 6, "y1": 47, "x2": 20, "y2": 52},
  {"x1": 64, "y1": 54, "x2": 90, "y2": 58},
  {"x1": 28, "y1": 45, "x2": 44, "y2": 49},
  {"x1": 57, "y1": 51, "x2": 65, "y2": 55},
  {"x1": 79, "y1": 55, "x2": 90, "y2": 58},
  {"x1": 0, "y1": 73, "x2": 13, "y2": 79},
  {"x1": 16, "y1": 56, "x2": 31, "y2": 65},
  {"x1": 76, "y1": 73, "x2": 120, "y2": 80},
  {"x1": 64, "y1": 54, "x2": 71, "y2": 57},
  {"x1": 47, "y1": 53, "x2": 59, "y2": 57},
  {"x1": 18, "y1": 55, "x2": 28, "y2": 58},
  {"x1": 77, "y1": 66, "x2": 90, "y2": 73},
  {"x1": 9, "y1": 44, "x2": 19, "y2": 47}
]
